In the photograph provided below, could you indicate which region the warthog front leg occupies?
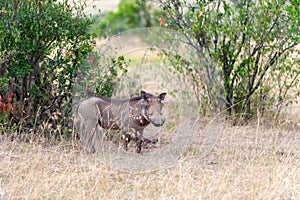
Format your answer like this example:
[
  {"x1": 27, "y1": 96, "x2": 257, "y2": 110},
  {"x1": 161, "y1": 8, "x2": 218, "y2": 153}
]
[
  {"x1": 134, "y1": 130, "x2": 143, "y2": 153},
  {"x1": 122, "y1": 132, "x2": 131, "y2": 151},
  {"x1": 136, "y1": 137, "x2": 142, "y2": 153},
  {"x1": 122, "y1": 130, "x2": 156, "y2": 153},
  {"x1": 122, "y1": 135, "x2": 157, "y2": 153}
]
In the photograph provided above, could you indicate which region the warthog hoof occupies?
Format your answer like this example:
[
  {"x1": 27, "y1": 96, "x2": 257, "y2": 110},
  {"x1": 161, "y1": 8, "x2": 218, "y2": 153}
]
[
  {"x1": 87, "y1": 146, "x2": 96, "y2": 154},
  {"x1": 142, "y1": 138, "x2": 158, "y2": 144}
]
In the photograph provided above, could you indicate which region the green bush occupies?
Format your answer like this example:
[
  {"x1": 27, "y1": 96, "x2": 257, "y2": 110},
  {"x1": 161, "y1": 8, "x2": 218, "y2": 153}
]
[
  {"x1": 0, "y1": 0, "x2": 95, "y2": 138},
  {"x1": 161, "y1": 0, "x2": 300, "y2": 121},
  {"x1": 75, "y1": 53, "x2": 128, "y2": 98},
  {"x1": 93, "y1": 0, "x2": 163, "y2": 37}
]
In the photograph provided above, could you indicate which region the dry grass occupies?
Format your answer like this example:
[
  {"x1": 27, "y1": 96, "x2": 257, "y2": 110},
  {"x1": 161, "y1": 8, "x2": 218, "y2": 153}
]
[
  {"x1": 2, "y1": 1, "x2": 298, "y2": 199},
  {"x1": 1, "y1": 120, "x2": 299, "y2": 199}
]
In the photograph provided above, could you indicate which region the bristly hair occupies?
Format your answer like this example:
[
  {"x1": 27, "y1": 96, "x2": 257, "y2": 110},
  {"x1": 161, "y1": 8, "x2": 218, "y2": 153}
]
[
  {"x1": 129, "y1": 96, "x2": 142, "y2": 101},
  {"x1": 129, "y1": 92, "x2": 155, "y2": 102}
]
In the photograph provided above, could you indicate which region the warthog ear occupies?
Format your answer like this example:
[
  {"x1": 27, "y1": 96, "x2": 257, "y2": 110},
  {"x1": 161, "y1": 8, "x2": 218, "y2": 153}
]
[{"x1": 159, "y1": 93, "x2": 167, "y2": 100}]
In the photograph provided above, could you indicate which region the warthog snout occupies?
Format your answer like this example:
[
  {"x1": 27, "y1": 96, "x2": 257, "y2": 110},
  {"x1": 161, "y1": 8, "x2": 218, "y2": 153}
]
[
  {"x1": 141, "y1": 91, "x2": 167, "y2": 127},
  {"x1": 151, "y1": 118, "x2": 165, "y2": 127},
  {"x1": 148, "y1": 111, "x2": 165, "y2": 127}
]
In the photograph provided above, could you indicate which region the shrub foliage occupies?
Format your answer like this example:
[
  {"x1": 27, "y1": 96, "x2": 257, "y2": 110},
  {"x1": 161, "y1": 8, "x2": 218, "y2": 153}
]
[
  {"x1": 0, "y1": 0, "x2": 95, "y2": 137},
  {"x1": 93, "y1": 0, "x2": 163, "y2": 37},
  {"x1": 161, "y1": 0, "x2": 300, "y2": 120}
]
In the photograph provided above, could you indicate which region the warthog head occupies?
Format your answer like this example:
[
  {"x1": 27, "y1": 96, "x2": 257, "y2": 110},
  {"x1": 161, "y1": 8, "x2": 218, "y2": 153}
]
[{"x1": 140, "y1": 90, "x2": 167, "y2": 127}]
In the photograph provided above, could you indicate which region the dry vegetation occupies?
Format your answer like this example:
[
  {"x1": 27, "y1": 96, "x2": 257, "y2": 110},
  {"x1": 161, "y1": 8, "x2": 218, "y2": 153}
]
[
  {"x1": 1, "y1": 1, "x2": 299, "y2": 199},
  {"x1": 1, "y1": 119, "x2": 299, "y2": 199}
]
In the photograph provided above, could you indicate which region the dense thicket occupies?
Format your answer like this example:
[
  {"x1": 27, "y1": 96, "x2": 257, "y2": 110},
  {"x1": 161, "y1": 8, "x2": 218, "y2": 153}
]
[
  {"x1": 0, "y1": 0, "x2": 95, "y2": 137},
  {"x1": 160, "y1": 0, "x2": 299, "y2": 121}
]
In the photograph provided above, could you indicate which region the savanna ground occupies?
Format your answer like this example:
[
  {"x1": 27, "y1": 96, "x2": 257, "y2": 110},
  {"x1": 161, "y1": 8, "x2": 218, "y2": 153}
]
[
  {"x1": 1, "y1": 1, "x2": 300, "y2": 199},
  {"x1": 1, "y1": 117, "x2": 300, "y2": 199}
]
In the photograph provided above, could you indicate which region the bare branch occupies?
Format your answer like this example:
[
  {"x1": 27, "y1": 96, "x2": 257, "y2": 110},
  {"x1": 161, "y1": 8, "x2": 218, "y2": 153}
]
[{"x1": 250, "y1": 42, "x2": 298, "y2": 97}]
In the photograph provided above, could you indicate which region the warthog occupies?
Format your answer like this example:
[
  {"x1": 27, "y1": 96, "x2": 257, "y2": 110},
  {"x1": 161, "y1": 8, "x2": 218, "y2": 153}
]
[{"x1": 75, "y1": 91, "x2": 167, "y2": 153}]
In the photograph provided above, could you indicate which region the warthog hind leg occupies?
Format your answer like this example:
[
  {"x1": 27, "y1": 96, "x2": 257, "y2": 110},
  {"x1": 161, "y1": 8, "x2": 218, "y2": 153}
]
[{"x1": 80, "y1": 124, "x2": 97, "y2": 154}]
